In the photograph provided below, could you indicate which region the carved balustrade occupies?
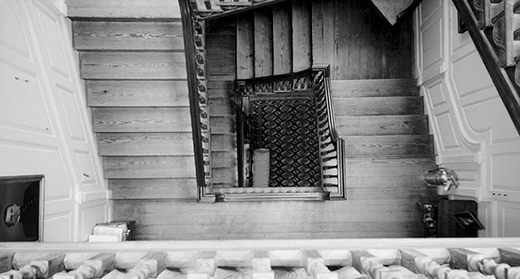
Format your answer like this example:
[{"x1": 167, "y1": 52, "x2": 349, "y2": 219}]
[{"x1": 1, "y1": 239, "x2": 520, "y2": 279}]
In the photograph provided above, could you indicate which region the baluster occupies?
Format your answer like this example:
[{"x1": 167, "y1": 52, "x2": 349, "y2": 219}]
[
  {"x1": 0, "y1": 254, "x2": 14, "y2": 274},
  {"x1": 13, "y1": 254, "x2": 65, "y2": 279},
  {"x1": 499, "y1": 248, "x2": 520, "y2": 266},
  {"x1": 304, "y1": 251, "x2": 338, "y2": 279},
  {"x1": 401, "y1": 249, "x2": 471, "y2": 279},
  {"x1": 187, "y1": 251, "x2": 216, "y2": 279},
  {"x1": 352, "y1": 250, "x2": 401, "y2": 279},
  {"x1": 55, "y1": 253, "x2": 115, "y2": 279},
  {"x1": 118, "y1": 252, "x2": 166, "y2": 279},
  {"x1": 252, "y1": 251, "x2": 274, "y2": 279}
]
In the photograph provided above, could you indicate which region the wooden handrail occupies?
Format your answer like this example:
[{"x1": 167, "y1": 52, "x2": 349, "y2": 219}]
[
  {"x1": 453, "y1": 0, "x2": 520, "y2": 135},
  {"x1": 179, "y1": 0, "x2": 208, "y2": 199}
]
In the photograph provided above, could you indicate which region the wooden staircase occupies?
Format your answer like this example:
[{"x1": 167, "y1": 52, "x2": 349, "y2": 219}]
[
  {"x1": 332, "y1": 79, "x2": 437, "y2": 200},
  {"x1": 71, "y1": 15, "x2": 198, "y2": 200},
  {"x1": 65, "y1": 0, "x2": 441, "y2": 239}
]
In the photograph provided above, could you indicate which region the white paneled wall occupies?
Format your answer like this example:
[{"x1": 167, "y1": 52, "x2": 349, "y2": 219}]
[
  {"x1": 0, "y1": 0, "x2": 110, "y2": 241},
  {"x1": 416, "y1": 0, "x2": 520, "y2": 236}
]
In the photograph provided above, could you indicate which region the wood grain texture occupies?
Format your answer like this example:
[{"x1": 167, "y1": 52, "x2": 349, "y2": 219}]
[
  {"x1": 273, "y1": 2, "x2": 292, "y2": 75},
  {"x1": 333, "y1": 97, "x2": 424, "y2": 116},
  {"x1": 254, "y1": 7, "x2": 274, "y2": 77},
  {"x1": 109, "y1": 178, "x2": 197, "y2": 200},
  {"x1": 344, "y1": 135, "x2": 433, "y2": 158},
  {"x1": 97, "y1": 132, "x2": 194, "y2": 156},
  {"x1": 112, "y1": 199, "x2": 425, "y2": 240},
  {"x1": 331, "y1": 79, "x2": 418, "y2": 97},
  {"x1": 206, "y1": 18, "x2": 236, "y2": 81},
  {"x1": 312, "y1": 0, "x2": 414, "y2": 80},
  {"x1": 73, "y1": 21, "x2": 184, "y2": 51},
  {"x1": 86, "y1": 80, "x2": 189, "y2": 107},
  {"x1": 292, "y1": 0, "x2": 312, "y2": 72},
  {"x1": 80, "y1": 52, "x2": 187, "y2": 79},
  {"x1": 103, "y1": 156, "x2": 195, "y2": 179},
  {"x1": 92, "y1": 108, "x2": 191, "y2": 132},
  {"x1": 236, "y1": 14, "x2": 255, "y2": 79},
  {"x1": 65, "y1": 0, "x2": 180, "y2": 18},
  {"x1": 336, "y1": 115, "x2": 429, "y2": 136}
]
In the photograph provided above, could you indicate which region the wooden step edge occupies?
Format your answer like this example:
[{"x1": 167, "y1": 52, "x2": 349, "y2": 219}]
[
  {"x1": 68, "y1": 17, "x2": 182, "y2": 22},
  {"x1": 77, "y1": 49, "x2": 185, "y2": 53},
  {"x1": 214, "y1": 192, "x2": 330, "y2": 202}
]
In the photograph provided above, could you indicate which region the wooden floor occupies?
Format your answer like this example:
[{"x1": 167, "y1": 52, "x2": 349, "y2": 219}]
[{"x1": 67, "y1": 0, "x2": 438, "y2": 240}]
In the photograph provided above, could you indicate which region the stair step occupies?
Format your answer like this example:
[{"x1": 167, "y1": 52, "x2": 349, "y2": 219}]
[
  {"x1": 346, "y1": 186, "x2": 436, "y2": 201},
  {"x1": 333, "y1": 97, "x2": 423, "y2": 116},
  {"x1": 80, "y1": 52, "x2": 186, "y2": 79},
  {"x1": 92, "y1": 107, "x2": 191, "y2": 132},
  {"x1": 209, "y1": 99, "x2": 235, "y2": 116},
  {"x1": 98, "y1": 132, "x2": 194, "y2": 156},
  {"x1": 66, "y1": 0, "x2": 180, "y2": 19},
  {"x1": 73, "y1": 21, "x2": 184, "y2": 51},
  {"x1": 336, "y1": 115, "x2": 429, "y2": 136},
  {"x1": 211, "y1": 134, "x2": 237, "y2": 151},
  {"x1": 211, "y1": 151, "x2": 237, "y2": 168},
  {"x1": 104, "y1": 156, "x2": 195, "y2": 179},
  {"x1": 331, "y1": 79, "x2": 418, "y2": 97},
  {"x1": 346, "y1": 174, "x2": 427, "y2": 189},
  {"x1": 110, "y1": 178, "x2": 198, "y2": 200},
  {"x1": 212, "y1": 167, "x2": 238, "y2": 185},
  {"x1": 86, "y1": 80, "x2": 189, "y2": 107},
  {"x1": 346, "y1": 158, "x2": 436, "y2": 177},
  {"x1": 344, "y1": 135, "x2": 433, "y2": 158},
  {"x1": 210, "y1": 116, "x2": 236, "y2": 134}
]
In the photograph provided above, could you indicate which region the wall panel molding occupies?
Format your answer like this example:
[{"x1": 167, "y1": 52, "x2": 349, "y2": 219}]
[
  {"x1": 0, "y1": 0, "x2": 109, "y2": 241},
  {"x1": 416, "y1": 0, "x2": 520, "y2": 236}
]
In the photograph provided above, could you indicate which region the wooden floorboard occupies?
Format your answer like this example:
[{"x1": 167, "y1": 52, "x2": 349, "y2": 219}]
[{"x1": 113, "y1": 199, "x2": 426, "y2": 239}]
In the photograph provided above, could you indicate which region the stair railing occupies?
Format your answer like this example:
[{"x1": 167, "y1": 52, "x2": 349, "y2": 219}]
[
  {"x1": 179, "y1": 0, "x2": 212, "y2": 200},
  {"x1": 312, "y1": 65, "x2": 346, "y2": 200},
  {"x1": 453, "y1": 0, "x2": 520, "y2": 135},
  {"x1": 235, "y1": 65, "x2": 346, "y2": 200}
]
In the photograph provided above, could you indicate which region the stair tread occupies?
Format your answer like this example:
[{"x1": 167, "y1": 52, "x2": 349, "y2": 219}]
[
  {"x1": 333, "y1": 96, "x2": 424, "y2": 116},
  {"x1": 73, "y1": 21, "x2": 184, "y2": 51},
  {"x1": 110, "y1": 178, "x2": 198, "y2": 200},
  {"x1": 98, "y1": 132, "x2": 194, "y2": 156},
  {"x1": 336, "y1": 115, "x2": 428, "y2": 135},
  {"x1": 80, "y1": 51, "x2": 187, "y2": 80},
  {"x1": 331, "y1": 79, "x2": 418, "y2": 97},
  {"x1": 92, "y1": 107, "x2": 191, "y2": 132},
  {"x1": 86, "y1": 80, "x2": 189, "y2": 107},
  {"x1": 66, "y1": 0, "x2": 180, "y2": 18}
]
